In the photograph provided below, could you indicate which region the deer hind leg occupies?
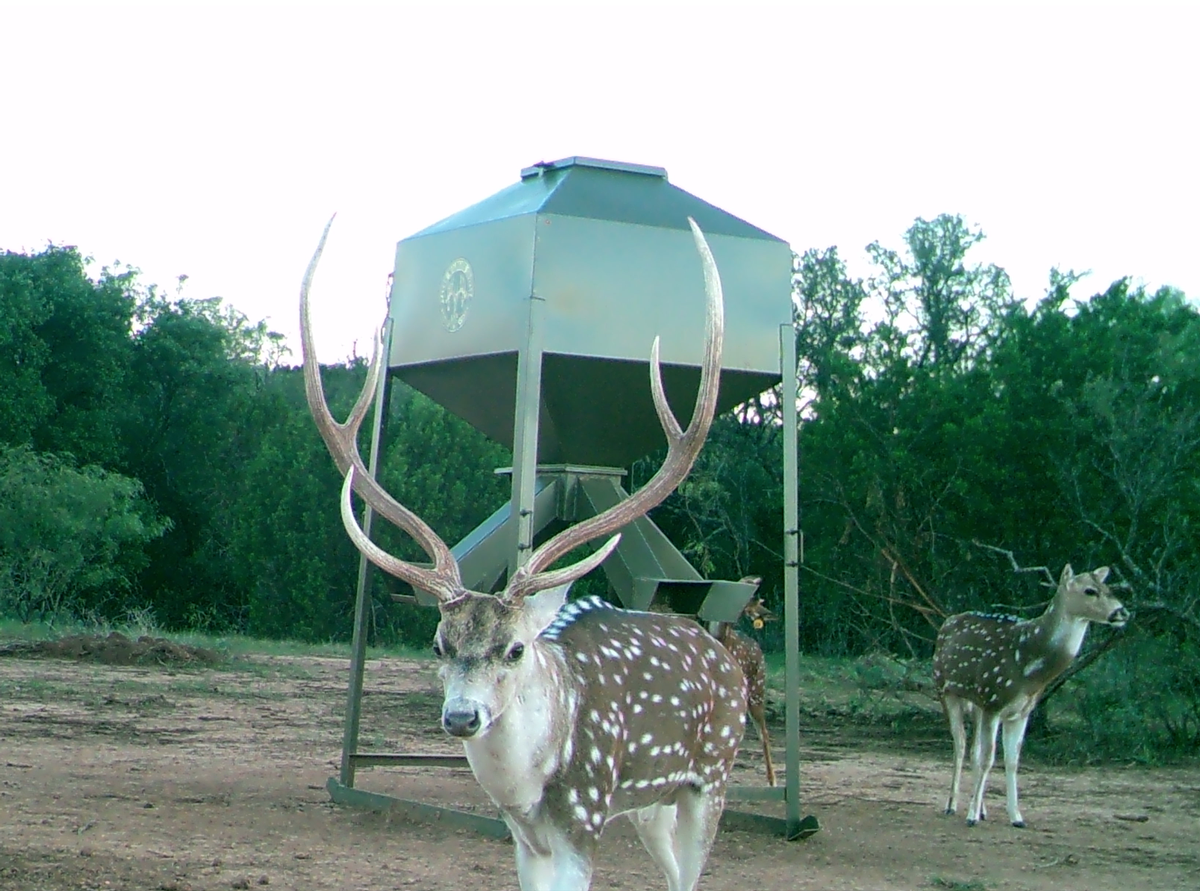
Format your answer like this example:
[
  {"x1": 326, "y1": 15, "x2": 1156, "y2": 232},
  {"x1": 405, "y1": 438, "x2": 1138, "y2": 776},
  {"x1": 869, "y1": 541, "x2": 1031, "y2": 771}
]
[
  {"x1": 943, "y1": 695, "x2": 968, "y2": 815},
  {"x1": 633, "y1": 803, "x2": 683, "y2": 891},
  {"x1": 1001, "y1": 713, "x2": 1031, "y2": 828},
  {"x1": 967, "y1": 704, "x2": 989, "y2": 821},
  {"x1": 673, "y1": 785, "x2": 728, "y2": 891},
  {"x1": 967, "y1": 711, "x2": 1000, "y2": 827},
  {"x1": 749, "y1": 700, "x2": 776, "y2": 787}
]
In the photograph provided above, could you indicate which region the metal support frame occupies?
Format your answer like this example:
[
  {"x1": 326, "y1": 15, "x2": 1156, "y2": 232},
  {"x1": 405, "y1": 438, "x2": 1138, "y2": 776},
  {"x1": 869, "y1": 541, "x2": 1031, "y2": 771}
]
[
  {"x1": 329, "y1": 310, "x2": 818, "y2": 841},
  {"x1": 509, "y1": 293, "x2": 545, "y2": 576},
  {"x1": 781, "y1": 321, "x2": 815, "y2": 839},
  {"x1": 340, "y1": 314, "x2": 396, "y2": 789}
]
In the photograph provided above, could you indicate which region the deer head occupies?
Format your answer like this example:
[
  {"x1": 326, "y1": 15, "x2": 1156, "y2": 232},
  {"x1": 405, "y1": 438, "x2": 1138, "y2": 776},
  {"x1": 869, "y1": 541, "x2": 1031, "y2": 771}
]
[
  {"x1": 1051, "y1": 564, "x2": 1128, "y2": 630},
  {"x1": 743, "y1": 596, "x2": 775, "y2": 631},
  {"x1": 432, "y1": 584, "x2": 570, "y2": 737}
]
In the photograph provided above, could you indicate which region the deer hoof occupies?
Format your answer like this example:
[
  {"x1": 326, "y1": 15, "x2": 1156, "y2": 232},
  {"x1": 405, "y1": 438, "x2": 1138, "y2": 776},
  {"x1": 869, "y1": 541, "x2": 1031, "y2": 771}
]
[
  {"x1": 966, "y1": 818, "x2": 978, "y2": 827},
  {"x1": 1011, "y1": 820, "x2": 1026, "y2": 829},
  {"x1": 944, "y1": 807, "x2": 955, "y2": 816}
]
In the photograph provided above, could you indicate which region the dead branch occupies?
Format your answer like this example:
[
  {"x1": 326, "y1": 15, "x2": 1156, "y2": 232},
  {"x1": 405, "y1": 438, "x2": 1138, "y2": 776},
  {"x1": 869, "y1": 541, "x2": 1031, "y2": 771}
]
[
  {"x1": 879, "y1": 546, "x2": 948, "y2": 620},
  {"x1": 801, "y1": 565, "x2": 942, "y2": 628},
  {"x1": 969, "y1": 540, "x2": 1056, "y2": 587}
]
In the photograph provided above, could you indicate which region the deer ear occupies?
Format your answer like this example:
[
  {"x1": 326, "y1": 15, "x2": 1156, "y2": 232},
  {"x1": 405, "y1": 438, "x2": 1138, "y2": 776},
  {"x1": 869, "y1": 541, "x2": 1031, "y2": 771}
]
[
  {"x1": 1060, "y1": 564, "x2": 1074, "y2": 585},
  {"x1": 1093, "y1": 566, "x2": 1110, "y2": 583},
  {"x1": 522, "y1": 583, "x2": 572, "y2": 635}
]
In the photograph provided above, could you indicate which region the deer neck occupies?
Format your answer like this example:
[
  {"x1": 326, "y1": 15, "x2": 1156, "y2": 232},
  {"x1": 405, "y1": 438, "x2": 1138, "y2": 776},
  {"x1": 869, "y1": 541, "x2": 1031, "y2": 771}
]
[
  {"x1": 460, "y1": 641, "x2": 578, "y2": 811},
  {"x1": 1008, "y1": 599, "x2": 1089, "y2": 689},
  {"x1": 1036, "y1": 598, "x2": 1091, "y2": 659}
]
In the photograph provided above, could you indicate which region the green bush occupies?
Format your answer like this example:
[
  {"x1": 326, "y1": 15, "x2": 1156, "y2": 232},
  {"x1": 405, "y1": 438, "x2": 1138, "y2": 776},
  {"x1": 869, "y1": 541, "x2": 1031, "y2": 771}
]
[
  {"x1": 1027, "y1": 630, "x2": 1200, "y2": 764},
  {"x1": 0, "y1": 445, "x2": 168, "y2": 622}
]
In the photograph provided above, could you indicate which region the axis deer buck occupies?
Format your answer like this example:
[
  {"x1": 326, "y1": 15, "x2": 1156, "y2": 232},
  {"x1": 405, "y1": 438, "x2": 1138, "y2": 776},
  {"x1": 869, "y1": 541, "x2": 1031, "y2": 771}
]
[
  {"x1": 301, "y1": 217, "x2": 747, "y2": 891},
  {"x1": 933, "y1": 564, "x2": 1129, "y2": 828},
  {"x1": 710, "y1": 578, "x2": 776, "y2": 786}
]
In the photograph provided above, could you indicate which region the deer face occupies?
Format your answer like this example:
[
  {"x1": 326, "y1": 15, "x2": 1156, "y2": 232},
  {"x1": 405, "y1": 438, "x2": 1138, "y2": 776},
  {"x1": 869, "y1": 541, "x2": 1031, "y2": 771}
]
[
  {"x1": 743, "y1": 596, "x2": 775, "y2": 630},
  {"x1": 1058, "y1": 564, "x2": 1129, "y2": 627},
  {"x1": 433, "y1": 586, "x2": 568, "y2": 738}
]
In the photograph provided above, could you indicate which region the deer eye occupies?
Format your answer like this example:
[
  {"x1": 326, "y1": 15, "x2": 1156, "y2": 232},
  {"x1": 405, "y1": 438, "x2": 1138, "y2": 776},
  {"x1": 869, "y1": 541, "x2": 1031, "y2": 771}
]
[
  {"x1": 505, "y1": 642, "x2": 525, "y2": 663},
  {"x1": 1084, "y1": 587, "x2": 1098, "y2": 597},
  {"x1": 432, "y1": 639, "x2": 444, "y2": 658}
]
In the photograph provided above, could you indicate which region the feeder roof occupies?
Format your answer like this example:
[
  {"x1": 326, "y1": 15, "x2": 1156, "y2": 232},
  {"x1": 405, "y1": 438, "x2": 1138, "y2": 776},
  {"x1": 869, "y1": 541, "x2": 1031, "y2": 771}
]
[{"x1": 410, "y1": 157, "x2": 784, "y2": 243}]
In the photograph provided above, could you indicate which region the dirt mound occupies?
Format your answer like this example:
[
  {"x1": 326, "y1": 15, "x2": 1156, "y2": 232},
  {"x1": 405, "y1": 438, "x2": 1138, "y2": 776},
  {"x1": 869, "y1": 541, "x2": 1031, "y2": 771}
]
[{"x1": 0, "y1": 631, "x2": 222, "y2": 666}]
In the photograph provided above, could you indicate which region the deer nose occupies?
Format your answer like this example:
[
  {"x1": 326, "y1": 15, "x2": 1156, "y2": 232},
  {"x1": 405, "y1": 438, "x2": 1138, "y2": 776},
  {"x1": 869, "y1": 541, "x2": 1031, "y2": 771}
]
[
  {"x1": 442, "y1": 708, "x2": 482, "y2": 738},
  {"x1": 1109, "y1": 606, "x2": 1130, "y2": 626}
]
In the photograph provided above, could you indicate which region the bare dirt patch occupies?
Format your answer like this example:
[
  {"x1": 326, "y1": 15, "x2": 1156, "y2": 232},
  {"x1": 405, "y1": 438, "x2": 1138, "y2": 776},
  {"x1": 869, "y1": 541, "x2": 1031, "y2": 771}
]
[
  {"x1": 1, "y1": 650, "x2": 1197, "y2": 890},
  {"x1": 0, "y1": 631, "x2": 222, "y2": 667}
]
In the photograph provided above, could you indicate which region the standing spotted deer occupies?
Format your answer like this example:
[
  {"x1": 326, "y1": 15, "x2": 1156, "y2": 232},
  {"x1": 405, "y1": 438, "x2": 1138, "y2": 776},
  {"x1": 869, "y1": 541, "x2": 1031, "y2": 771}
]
[
  {"x1": 301, "y1": 217, "x2": 747, "y2": 891},
  {"x1": 933, "y1": 564, "x2": 1129, "y2": 828},
  {"x1": 710, "y1": 579, "x2": 777, "y2": 786}
]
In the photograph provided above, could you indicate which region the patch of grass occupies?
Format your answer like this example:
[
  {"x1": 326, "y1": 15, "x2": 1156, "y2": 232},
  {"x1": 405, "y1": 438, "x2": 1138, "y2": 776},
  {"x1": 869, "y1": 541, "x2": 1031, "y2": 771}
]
[
  {"x1": 756, "y1": 636, "x2": 1200, "y2": 766},
  {"x1": 761, "y1": 650, "x2": 940, "y2": 724},
  {"x1": 930, "y1": 878, "x2": 986, "y2": 891},
  {"x1": 1027, "y1": 631, "x2": 1200, "y2": 766}
]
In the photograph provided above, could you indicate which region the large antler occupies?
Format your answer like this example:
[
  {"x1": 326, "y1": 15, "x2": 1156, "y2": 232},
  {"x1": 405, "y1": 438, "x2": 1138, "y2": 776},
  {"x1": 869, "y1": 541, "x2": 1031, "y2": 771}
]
[
  {"x1": 502, "y1": 217, "x2": 725, "y2": 601},
  {"x1": 310, "y1": 216, "x2": 724, "y2": 606},
  {"x1": 301, "y1": 216, "x2": 464, "y2": 602}
]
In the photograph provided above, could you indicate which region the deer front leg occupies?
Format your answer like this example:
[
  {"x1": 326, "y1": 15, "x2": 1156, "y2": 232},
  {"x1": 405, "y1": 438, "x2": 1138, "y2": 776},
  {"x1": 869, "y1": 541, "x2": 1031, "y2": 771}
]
[
  {"x1": 943, "y1": 696, "x2": 967, "y2": 815},
  {"x1": 966, "y1": 712, "x2": 1000, "y2": 826},
  {"x1": 508, "y1": 819, "x2": 594, "y2": 891},
  {"x1": 1001, "y1": 714, "x2": 1030, "y2": 827}
]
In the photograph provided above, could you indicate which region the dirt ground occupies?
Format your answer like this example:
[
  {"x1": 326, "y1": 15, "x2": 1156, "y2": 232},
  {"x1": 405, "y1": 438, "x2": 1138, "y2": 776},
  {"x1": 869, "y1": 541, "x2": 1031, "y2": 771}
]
[{"x1": 2, "y1": 645, "x2": 1198, "y2": 891}]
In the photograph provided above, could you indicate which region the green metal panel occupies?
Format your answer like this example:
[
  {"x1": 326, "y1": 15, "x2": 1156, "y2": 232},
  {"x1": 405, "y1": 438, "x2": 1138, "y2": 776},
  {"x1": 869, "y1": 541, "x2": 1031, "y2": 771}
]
[
  {"x1": 532, "y1": 214, "x2": 788, "y2": 371},
  {"x1": 389, "y1": 214, "x2": 535, "y2": 366}
]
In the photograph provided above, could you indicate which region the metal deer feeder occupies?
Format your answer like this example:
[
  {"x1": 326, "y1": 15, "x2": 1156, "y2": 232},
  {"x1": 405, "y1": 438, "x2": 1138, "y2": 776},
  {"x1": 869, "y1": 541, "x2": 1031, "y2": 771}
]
[{"x1": 328, "y1": 157, "x2": 816, "y2": 839}]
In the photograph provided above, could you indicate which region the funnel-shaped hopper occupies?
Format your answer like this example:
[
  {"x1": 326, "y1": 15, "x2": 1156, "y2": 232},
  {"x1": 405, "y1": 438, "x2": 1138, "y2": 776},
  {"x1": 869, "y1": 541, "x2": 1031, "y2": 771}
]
[{"x1": 388, "y1": 157, "x2": 791, "y2": 466}]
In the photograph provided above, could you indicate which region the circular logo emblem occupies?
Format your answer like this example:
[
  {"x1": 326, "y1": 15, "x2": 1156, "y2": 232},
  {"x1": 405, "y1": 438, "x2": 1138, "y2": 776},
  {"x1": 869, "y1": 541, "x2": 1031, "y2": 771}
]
[{"x1": 439, "y1": 258, "x2": 473, "y2": 333}]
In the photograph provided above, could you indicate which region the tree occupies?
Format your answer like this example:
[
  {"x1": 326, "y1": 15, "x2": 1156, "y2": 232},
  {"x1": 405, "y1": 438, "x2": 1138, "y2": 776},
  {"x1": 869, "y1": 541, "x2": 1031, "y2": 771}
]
[
  {"x1": 116, "y1": 291, "x2": 284, "y2": 628},
  {"x1": 0, "y1": 246, "x2": 136, "y2": 464}
]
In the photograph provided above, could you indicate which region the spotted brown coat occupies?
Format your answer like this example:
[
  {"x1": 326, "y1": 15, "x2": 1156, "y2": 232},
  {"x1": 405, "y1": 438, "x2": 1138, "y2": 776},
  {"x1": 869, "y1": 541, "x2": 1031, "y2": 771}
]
[{"x1": 710, "y1": 585, "x2": 775, "y2": 787}]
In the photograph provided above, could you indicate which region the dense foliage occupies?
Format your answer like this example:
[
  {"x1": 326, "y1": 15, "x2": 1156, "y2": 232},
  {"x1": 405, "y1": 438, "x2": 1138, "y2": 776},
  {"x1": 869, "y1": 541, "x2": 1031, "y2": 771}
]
[{"x1": 2, "y1": 218, "x2": 1198, "y2": 756}]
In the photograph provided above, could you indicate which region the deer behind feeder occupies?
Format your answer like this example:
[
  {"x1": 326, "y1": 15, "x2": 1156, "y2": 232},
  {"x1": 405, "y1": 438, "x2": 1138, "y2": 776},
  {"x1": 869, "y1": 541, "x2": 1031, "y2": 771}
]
[
  {"x1": 710, "y1": 578, "x2": 776, "y2": 787},
  {"x1": 302, "y1": 217, "x2": 747, "y2": 891},
  {"x1": 933, "y1": 564, "x2": 1129, "y2": 827}
]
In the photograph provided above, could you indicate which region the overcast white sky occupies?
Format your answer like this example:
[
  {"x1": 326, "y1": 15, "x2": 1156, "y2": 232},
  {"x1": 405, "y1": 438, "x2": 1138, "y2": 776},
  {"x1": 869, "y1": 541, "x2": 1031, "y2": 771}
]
[{"x1": 2, "y1": 1, "x2": 1195, "y2": 362}]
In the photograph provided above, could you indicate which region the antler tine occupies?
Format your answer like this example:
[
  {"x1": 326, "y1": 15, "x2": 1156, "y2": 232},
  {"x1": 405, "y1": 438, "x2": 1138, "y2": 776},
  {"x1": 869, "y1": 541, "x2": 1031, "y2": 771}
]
[
  {"x1": 504, "y1": 217, "x2": 725, "y2": 602},
  {"x1": 301, "y1": 216, "x2": 463, "y2": 602}
]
